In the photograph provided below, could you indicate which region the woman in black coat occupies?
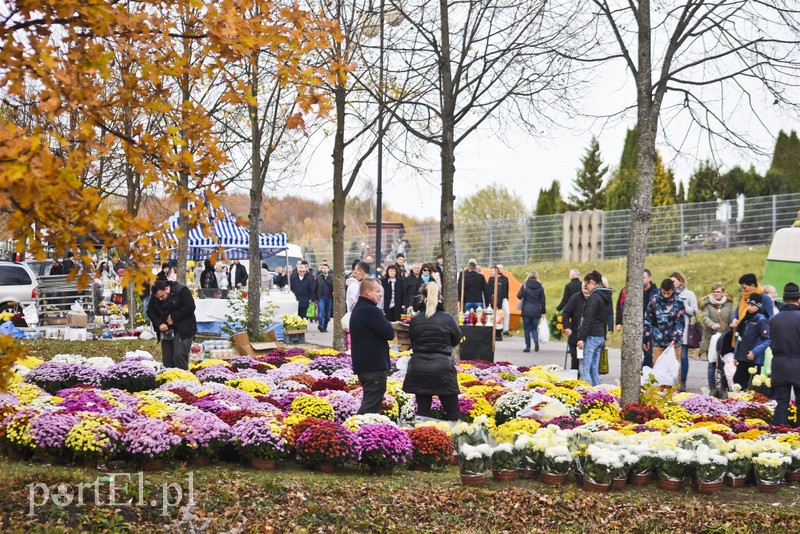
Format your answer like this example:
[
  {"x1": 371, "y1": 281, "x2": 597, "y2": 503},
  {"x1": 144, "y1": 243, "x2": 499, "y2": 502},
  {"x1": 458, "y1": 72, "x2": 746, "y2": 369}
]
[
  {"x1": 382, "y1": 264, "x2": 405, "y2": 321},
  {"x1": 402, "y1": 282, "x2": 462, "y2": 421},
  {"x1": 561, "y1": 284, "x2": 589, "y2": 373},
  {"x1": 517, "y1": 270, "x2": 546, "y2": 353},
  {"x1": 200, "y1": 259, "x2": 218, "y2": 298}
]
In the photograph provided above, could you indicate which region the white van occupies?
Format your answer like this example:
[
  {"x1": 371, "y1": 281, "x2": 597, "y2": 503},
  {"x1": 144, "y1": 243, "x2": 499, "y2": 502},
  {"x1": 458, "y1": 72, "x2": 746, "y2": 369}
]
[{"x1": 262, "y1": 243, "x2": 303, "y2": 272}]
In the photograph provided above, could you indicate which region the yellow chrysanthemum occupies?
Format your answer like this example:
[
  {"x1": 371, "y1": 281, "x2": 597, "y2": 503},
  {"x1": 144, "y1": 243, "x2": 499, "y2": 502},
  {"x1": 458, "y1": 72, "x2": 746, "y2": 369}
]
[
  {"x1": 738, "y1": 429, "x2": 766, "y2": 440},
  {"x1": 415, "y1": 420, "x2": 452, "y2": 436},
  {"x1": 525, "y1": 379, "x2": 555, "y2": 391},
  {"x1": 643, "y1": 418, "x2": 675, "y2": 432},
  {"x1": 777, "y1": 434, "x2": 800, "y2": 446},
  {"x1": 456, "y1": 372, "x2": 477, "y2": 384},
  {"x1": 290, "y1": 396, "x2": 335, "y2": 420},
  {"x1": 156, "y1": 368, "x2": 199, "y2": 384},
  {"x1": 491, "y1": 418, "x2": 541, "y2": 443},
  {"x1": 687, "y1": 422, "x2": 730, "y2": 433},
  {"x1": 744, "y1": 418, "x2": 769, "y2": 427},
  {"x1": 8, "y1": 383, "x2": 43, "y2": 404},
  {"x1": 460, "y1": 363, "x2": 475, "y2": 369},
  {"x1": 561, "y1": 379, "x2": 590, "y2": 389},
  {"x1": 662, "y1": 404, "x2": 692, "y2": 422},
  {"x1": 578, "y1": 405, "x2": 622, "y2": 423},
  {"x1": 462, "y1": 385, "x2": 503, "y2": 400},
  {"x1": 306, "y1": 348, "x2": 341, "y2": 357},
  {"x1": 226, "y1": 378, "x2": 271, "y2": 396},
  {"x1": 281, "y1": 412, "x2": 309, "y2": 431},
  {"x1": 542, "y1": 386, "x2": 582, "y2": 406},
  {"x1": 16, "y1": 356, "x2": 44, "y2": 370},
  {"x1": 286, "y1": 356, "x2": 312, "y2": 365},
  {"x1": 468, "y1": 397, "x2": 495, "y2": 419},
  {"x1": 190, "y1": 359, "x2": 230, "y2": 371},
  {"x1": 7, "y1": 372, "x2": 23, "y2": 386}
]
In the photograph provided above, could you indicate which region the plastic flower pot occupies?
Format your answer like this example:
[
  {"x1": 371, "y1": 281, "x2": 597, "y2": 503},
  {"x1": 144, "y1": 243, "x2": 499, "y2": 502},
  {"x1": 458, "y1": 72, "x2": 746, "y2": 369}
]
[
  {"x1": 724, "y1": 475, "x2": 747, "y2": 488},
  {"x1": 250, "y1": 457, "x2": 276, "y2": 471},
  {"x1": 492, "y1": 469, "x2": 517, "y2": 482},
  {"x1": 573, "y1": 472, "x2": 584, "y2": 485},
  {"x1": 697, "y1": 480, "x2": 723, "y2": 494},
  {"x1": 786, "y1": 471, "x2": 800, "y2": 483},
  {"x1": 657, "y1": 477, "x2": 684, "y2": 491},
  {"x1": 584, "y1": 478, "x2": 610, "y2": 493},
  {"x1": 629, "y1": 472, "x2": 653, "y2": 486},
  {"x1": 460, "y1": 474, "x2": 486, "y2": 487},
  {"x1": 370, "y1": 465, "x2": 394, "y2": 476},
  {"x1": 756, "y1": 481, "x2": 780, "y2": 493},
  {"x1": 541, "y1": 472, "x2": 568, "y2": 486},
  {"x1": 517, "y1": 468, "x2": 539, "y2": 480},
  {"x1": 610, "y1": 477, "x2": 627, "y2": 490}
]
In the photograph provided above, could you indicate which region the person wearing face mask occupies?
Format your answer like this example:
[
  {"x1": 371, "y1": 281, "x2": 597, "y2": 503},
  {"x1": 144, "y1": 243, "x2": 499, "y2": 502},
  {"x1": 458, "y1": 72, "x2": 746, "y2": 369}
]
[{"x1": 670, "y1": 271, "x2": 698, "y2": 391}]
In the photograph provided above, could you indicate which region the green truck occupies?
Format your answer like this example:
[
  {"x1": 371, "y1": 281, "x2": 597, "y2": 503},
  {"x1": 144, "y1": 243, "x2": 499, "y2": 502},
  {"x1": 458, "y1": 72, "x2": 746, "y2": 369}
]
[{"x1": 763, "y1": 227, "x2": 800, "y2": 291}]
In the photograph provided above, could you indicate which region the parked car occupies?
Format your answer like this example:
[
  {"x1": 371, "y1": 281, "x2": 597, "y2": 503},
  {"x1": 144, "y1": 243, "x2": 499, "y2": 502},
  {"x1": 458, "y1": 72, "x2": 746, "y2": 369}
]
[
  {"x1": 0, "y1": 261, "x2": 38, "y2": 313},
  {"x1": 25, "y1": 259, "x2": 54, "y2": 277}
]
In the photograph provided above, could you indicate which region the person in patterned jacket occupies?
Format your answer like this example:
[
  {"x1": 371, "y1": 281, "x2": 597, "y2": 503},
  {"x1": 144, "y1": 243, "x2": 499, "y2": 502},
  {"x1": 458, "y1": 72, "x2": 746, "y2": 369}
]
[{"x1": 643, "y1": 278, "x2": 686, "y2": 365}]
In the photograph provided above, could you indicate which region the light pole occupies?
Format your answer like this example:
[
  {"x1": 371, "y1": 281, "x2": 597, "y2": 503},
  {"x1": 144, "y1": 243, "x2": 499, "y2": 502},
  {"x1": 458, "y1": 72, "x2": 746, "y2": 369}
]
[{"x1": 374, "y1": 0, "x2": 385, "y2": 276}]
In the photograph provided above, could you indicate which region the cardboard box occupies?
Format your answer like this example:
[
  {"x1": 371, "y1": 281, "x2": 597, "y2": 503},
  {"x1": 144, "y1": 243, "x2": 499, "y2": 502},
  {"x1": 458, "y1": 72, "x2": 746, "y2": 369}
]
[
  {"x1": 232, "y1": 331, "x2": 278, "y2": 357},
  {"x1": 67, "y1": 312, "x2": 88, "y2": 328}
]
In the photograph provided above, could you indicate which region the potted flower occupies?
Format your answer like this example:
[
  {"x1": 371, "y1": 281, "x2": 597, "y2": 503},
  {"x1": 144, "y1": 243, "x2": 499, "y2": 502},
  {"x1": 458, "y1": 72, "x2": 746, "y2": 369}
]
[
  {"x1": 657, "y1": 448, "x2": 694, "y2": 490},
  {"x1": 29, "y1": 412, "x2": 81, "y2": 464},
  {"x1": 102, "y1": 360, "x2": 157, "y2": 393},
  {"x1": 787, "y1": 448, "x2": 800, "y2": 483},
  {"x1": 64, "y1": 414, "x2": 123, "y2": 467},
  {"x1": 355, "y1": 423, "x2": 413, "y2": 476},
  {"x1": 121, "y1": 418, "x2": 182, "y2": 471},
  {"x1": 458, "y1": 443, "x2": 492, "y2": 486},
  {"x1": 407, "y1": 426, "x2": 454, "y2": 472},
  {"x1": 515, "y1": 434, "x2": 543, "y2": 479},
  {"x1": 629, "y1": 452, "x2": 657, "y2": 485},
  {"x1": 171, "y1": 411, "x2": 230, "y2": 466},
  {"x1": 723, "y1": 440, "x2": 754, "y2": 487},
  {"x1": 541, "y1": 445, "x2": 572, "y2": 486},
  {"x1": 0, "y1": 408, "x2": 37, "y2": 460},
  {"x1": 230, "y1": 416, "x2": 288, "y2": 470},
  {"x1": 491, "y1": 442, "x2": 520, "y2": 481},
  {"x1": 752, "y1": 452, "x2": 791, "y2": 493},
  {"x1": 693, "y1": 445, "x2": 728, "y2": 494},
  {"x1": 295, "y1": 420, "x2": 357, "y2": 473},
  {"x1": 583, "y1": 444, "x2": 619, "y2": 492}
]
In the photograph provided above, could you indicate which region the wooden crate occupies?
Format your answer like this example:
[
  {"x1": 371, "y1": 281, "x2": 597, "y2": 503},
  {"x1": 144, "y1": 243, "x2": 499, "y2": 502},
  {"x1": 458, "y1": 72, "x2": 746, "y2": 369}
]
[
  {"x1": 393, "y1": 323, "x2": 411, "y2": 352},
  {"x1": 284, "y1": 329, "x2": 306, "y2": 344}
]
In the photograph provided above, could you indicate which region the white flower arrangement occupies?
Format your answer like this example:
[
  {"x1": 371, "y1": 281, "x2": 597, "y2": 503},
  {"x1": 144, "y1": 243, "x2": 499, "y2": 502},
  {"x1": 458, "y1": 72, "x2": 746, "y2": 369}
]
[
  {"x1": 542, "y1": 444, "x2": 572, "y2": 475},
  {"x1": 694, "y1": 444, "x2": 728, "y2": 483},
  {"x1": 52, "y1": 354, "x2": 88, "y2": 365},
  {"x1": 84, "y1": 356, "x2": 116, "y2": 370},
  {"x1": 459, "y1": 443, "x2": 493, "y2": 475},
  {"x1": 752, "y1": 451, "x2": 792, "y2": 484}
]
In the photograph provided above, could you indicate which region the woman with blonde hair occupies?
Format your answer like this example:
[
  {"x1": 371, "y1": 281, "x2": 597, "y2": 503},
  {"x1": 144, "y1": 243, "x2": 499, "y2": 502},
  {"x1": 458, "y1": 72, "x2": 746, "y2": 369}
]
[
  {"x1": 517, "y1": 270, "x2": 546, "y2": 352},
  {"x1": 402, "y1": 282, "x2": 462, "y2": 421}
]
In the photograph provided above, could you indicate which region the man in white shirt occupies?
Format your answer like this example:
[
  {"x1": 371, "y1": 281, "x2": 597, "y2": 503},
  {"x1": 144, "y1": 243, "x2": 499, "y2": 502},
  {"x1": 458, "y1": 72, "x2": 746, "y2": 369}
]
[{"x1": 346, "y1": 261, "x2": 372, "y2": 312}]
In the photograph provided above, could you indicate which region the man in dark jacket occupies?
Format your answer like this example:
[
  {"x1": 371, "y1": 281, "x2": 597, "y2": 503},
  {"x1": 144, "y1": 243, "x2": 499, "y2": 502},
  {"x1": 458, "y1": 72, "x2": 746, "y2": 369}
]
[
  {"x1": 769, "y1": 282, "x2": 800, "y2": 427},
  {"x1": 486, "y1": 265, "x2": 510, "y2": 333},
  {"x1": 458, "y1": 259, "x2": 487, "y2": 312},
  {"x1": 228, "y1": 259, "x2": 248, "y2": 289},
  {"x1": 199, "y1": 259, "x2": 218, "y2": 298},
  {"x1": 556, "y1": 268, "x2": 582, "y2": 312},
  {"x1": 273, "y1": 266, "x2": 288, "y2": 289},
  {"x1": 562, "y1": 283, "x2": 589, "y2": 373},
  {"x1": 146, "y1": 280, "x2": 196, "y2": 370},
  {"x1": 350, "y1": 278, "x2": 396, "y2": 414},
  {"x1": 403, "y1": 262, "x2": 424, "y2": 311},
  {"x1": 576, "y1": 271, "x2": 612, "y2": 386},
  {"x1": 290, "y1": 263, "x2": 315, "y2": 319},
  {"x1": 315, "y1": 263, "x2": 334, "y2": 332}
]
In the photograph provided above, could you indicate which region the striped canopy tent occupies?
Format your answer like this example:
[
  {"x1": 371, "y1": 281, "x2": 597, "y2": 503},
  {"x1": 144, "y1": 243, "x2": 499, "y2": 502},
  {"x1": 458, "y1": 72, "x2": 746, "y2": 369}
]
[{"x1": 161, "y1": 204, "x2": 287, "y2": 260}]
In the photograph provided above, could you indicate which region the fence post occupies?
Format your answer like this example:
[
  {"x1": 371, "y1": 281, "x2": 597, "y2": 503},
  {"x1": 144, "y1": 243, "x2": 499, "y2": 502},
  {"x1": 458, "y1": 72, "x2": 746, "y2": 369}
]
[
  {"x1": 679, "y1": 203, "x2": 685, "y2": 255},
  {"x1": 772, "y1": 195, "x2": 777, "y2": 235},
  {"x1": 524, "y1": 217, "x2": 529, "y2": 265},
  {"x1": 488, "y1": 220, "x2": 494, "y2": 266}
]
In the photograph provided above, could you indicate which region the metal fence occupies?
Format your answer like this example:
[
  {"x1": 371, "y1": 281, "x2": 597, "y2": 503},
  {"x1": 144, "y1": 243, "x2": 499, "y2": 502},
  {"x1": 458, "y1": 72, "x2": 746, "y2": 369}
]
[{"x1": 301, "y1": 192, "x2": 800, "y2": 267}]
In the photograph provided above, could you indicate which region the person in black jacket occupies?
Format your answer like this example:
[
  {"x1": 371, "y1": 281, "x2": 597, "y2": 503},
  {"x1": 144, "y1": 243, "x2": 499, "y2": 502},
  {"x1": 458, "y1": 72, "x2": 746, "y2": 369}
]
[
  {"x1": 290, "y1": 263, "x2": 316, "y2": 318},
  {"x1": 486, "y1": 265, "x2": 510, "y2": 333},
  {"x1": 403, "y1": 282, "x2": 462, "y2": 421},
  {"x1": 562, "y1": 283, "x2": 589, "y2": 373},
  {"x1": 146, "y1": 280, "x2": 196, "y2": 370},
  {"x1": 556, "y1": 268, "x2": 582, "y2": 312},
  {"x1": 770, "y1": 282, "x2": 800, "y2": 427},
  {"x1": 199, "y1": 259, "x2": 218, "y2": 298},
  {"x1": 382, "y1": 264, "x2": 405, "y2": 321},
  {"x1": 576, "y1": 270, "x2": 612, "y2": 386},
  {"x1": 458, "y1": 259, "x2": 487, "y2": 312},
  {"x1": 273, "y1": 266, "x2": 288, "y2": 289},
  {"x1": 315, "y1": 264, "x2": 333, "y2": 332},
  {"x1": 350, "y1": 278, "x2": 396, "y2": 414},
  {"x1": 517, "y1": 270, "x2": 546, "y2": 353},
  {"x1": 403, "y1": 262, "x2": 424, "y2": 311},
  {"x1": 228, "y1": 259, "x2": 248, "y2": 289}
]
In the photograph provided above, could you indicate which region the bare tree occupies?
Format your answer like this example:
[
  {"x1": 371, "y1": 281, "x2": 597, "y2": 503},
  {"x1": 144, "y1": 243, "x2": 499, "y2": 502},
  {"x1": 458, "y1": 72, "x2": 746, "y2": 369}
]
[
  {"x1": 381, "y1": 0, "x2": 577, "y2": 323},
  {"x1": 571, "y1": 0, "x2": 800, "y2": 404}
]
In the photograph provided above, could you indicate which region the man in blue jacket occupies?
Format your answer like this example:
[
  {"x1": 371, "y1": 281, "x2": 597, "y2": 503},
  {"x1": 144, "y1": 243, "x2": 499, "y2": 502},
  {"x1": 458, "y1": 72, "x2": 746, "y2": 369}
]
[
  {"x1": 770, "y1": 283, "x2": 800, "y2": 427},
  {"x1": 350, "y1": 278, "x2": 395, "y2": 414}
]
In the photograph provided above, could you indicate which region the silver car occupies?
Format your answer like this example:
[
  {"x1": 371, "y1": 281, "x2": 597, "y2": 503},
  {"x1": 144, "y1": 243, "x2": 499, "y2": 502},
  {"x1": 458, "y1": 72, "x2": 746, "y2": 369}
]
[{"x1": 0, "y1": 261, "x2": 38, "y2": 313}]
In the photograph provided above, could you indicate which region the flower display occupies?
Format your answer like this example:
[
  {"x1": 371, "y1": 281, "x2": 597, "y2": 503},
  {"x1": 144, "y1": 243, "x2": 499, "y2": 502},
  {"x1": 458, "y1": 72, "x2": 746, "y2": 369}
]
[
  {"x1": 491, "y1": 442, "x2": 520, "y2": 472},
  {"x1": 542, "y1": 445, "x2": 572, "y2": 475},
  {"x1": 493, "y1": 391, "x2": 537, "y2": 425},
  {"x1": 171, "y1": 411, "x2": 230, "y2": 456},
  {"x1": 102, "y1": 360, "x2": 157, "y2": 393},
  {"x1": 26, "y1": 362, "x2": 102, "y2": 395},
  {"x1": 657, "y1": 447, "x2": 694, "y2": 481},
  {"x1": 458, "y1": 443, "x2": 492, "y2": 476},
  {"x1": 752, "y1": 452, "x2": 791, "y2": 484},
  {"x1": 230, "y1": 416, "x2": 288, "y2": 460},
  {"x1": 406, "y1": 426, "x2": 454, "y2": 468},
  {"x1": 157, "y1": 369, "x2": 200, "y2": 386},
  {"x1": 693, "y1": 444, "x2": 727, "y2": 483},
  {"x1": 355, "y1": 423, "x2": 413, "y2": 467},
  {"x1": 1, "y1": 408, "x2": 37, "y2": 451},
  {"x1": 64, "y1": 414, "x2": 123, "y2": 462},
  {"x1": 282, "y1": 314, "x2": 308, "y2": 330},
  {"x1": 295, "y1": 421, "x2": 357, "y2": 466},
  {"x1": 584, "y1": 444, "x2": 623, "y2": 485},
  {"x1": 491, "y1": 418, "x2": 541, "y2": 444},
  {"x1": 121, "y1": 418, "x2": 182, "y2": 460},
  {"x1": 343, "y1": 413, "x2": 393, "y2": 431},
  {"x1": 290, "y1": 396, "x2": 335, "y2": 420}
]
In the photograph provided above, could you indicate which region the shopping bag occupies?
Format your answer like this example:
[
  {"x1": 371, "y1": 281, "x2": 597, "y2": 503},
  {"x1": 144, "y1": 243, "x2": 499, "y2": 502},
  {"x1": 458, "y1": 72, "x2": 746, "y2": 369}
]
[
  {"x1": 340, "y1": 311, "x2": 351, "y2": 332},
  {"x1": 706, "y1": 332, "x2": 722, "y2": 363},
  {"x1": 598, "y1": 348, "x2": 609, "y2": 375},
  {"x1": 761, "y1": 347, "x2": 772, "y2": 377},
  {"x1": 23, "y1": 303, "x2": 39, "y2": 326},
  {"x1": 537, "y1": 317, "x2": 550, "y2": 344},
  {"x1": 687, "y1": 322, "x2": 703, "y2": 349},
  {"x1": 646, "y1": 345, "x2": 679, "y2": 385},
  {"x1": 306, "y1": 302, "x2": 317, "y2": 319}
]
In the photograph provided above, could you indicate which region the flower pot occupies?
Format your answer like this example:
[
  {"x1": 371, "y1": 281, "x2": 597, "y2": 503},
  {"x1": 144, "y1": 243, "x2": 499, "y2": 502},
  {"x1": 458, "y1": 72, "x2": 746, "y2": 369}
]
[
  {"x1": 370, "y1": 465, "x2": 394, "y2": 476},
  {"x1": 724, "y1": 475, "x2": 747, "y2": 488},
  {"x1": 573, "y1": 472, "x2": 584, "y2": 485},
  {"x1": 5, "y1": 448, "x2": 24, "y2": 462},
  {"x1": 785, "y1": 471, "x2": 800, "y2": 483},
  {"x1": 518, "y1": 469, "x2": 539, "y2": 480},
  {"x1": 610, "y1": 477, "x2": 627, "y2": 490},
  {"x1": 250, "y1": 457, "x2": 276, "y2": 471},
  {"x1": 492, "y1": 469, "x2": 517, "y2": 482},
  {"x1": 460, "y1": 474, "x2": 486, "y2": 487},
  {"x1": 83, "y1": 458, "x2": 100, "y2": 469},
  {"x1": 451, "y1": 453, "x2": 460, "y2": 466},
  {"x1": 409, "y1": 463, "x2": 432, "y2": 472},
  {"x1": 584, "y1": 479, "x2": 610, "y2": 493},
  {"x1": 697, "y1": 480, "x2": 723, "y2": 495},
  {"x1": 629, "y1": 472, "x2": 653, "y2": 486},
  {"x1": 190, "y1": 455, "x2": 210, "y2": 467},
  {"x1": 315, "y1": 462, "x2": 335, "y2": 474},
  {"x1": 756, "y1": 481, "x2": 780, "y2": 493},
  {"x1": 657, "y1": 477, "x2": 684, "y2": 491},
  {"x1": 142, "y1": 459, "x2": 164, "y2": 471},
  {"x1": 541, "y1": 472, "x2": 569, "y2": 486}
]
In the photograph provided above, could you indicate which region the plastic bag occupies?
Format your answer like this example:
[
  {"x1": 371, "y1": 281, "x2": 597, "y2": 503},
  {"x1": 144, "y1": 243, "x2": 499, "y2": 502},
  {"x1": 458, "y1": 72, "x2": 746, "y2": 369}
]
[
  {"x1": 306, "y1": 302, "x2": 316, "y2": 319},
  {"x1": 0, "y1": 321, "x2": 24, "y2": 338},
  {"x1": 23, "y1": 304, "x2": 38, "y2": 326},
  {"x1": 70, "y1": 302, "x2": 85, "y2": 313},
  {"x1": 643, "y1": 345, "x2": 679, "y2": 385},
  {"x1": 340, "y1": 311, "x2": 351, "y2": 332},
  {"x1": 517, "y1": 392, "x2": 570, "y2": 422},
  {"x1": 537, "y1": 317, "x2": 550, "y2": 344},
  {"x1": 722, "y1": 352, "x2": 736, "y2": 387},
  {"x1": 707, "y1": 332, "x2": 722, "y2": 363},
  {"x1": 598, "y1": 348, "x2": 609, "y2": 375}
]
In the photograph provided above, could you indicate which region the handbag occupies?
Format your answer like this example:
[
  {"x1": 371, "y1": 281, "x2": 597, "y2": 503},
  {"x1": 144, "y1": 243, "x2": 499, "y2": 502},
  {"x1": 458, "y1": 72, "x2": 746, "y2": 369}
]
[
  {"x1": 306, "y1": 302, "x2": 317, "y2": 319},
  {"x1": 599, "y1": 348, "x2": 609, "y2": 375},
  {"x1": 687, "y1": 321, "x2": 703, "y2": 349},
  {"x1": 516, "y1": 285, "x2": 525, "y2": 311}
]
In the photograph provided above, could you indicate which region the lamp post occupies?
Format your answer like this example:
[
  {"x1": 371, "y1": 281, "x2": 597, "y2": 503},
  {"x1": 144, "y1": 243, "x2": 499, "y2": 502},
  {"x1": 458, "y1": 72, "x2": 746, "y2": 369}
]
[{"x1": 374, "y1": 0, "x2": 385, "y2": 276}]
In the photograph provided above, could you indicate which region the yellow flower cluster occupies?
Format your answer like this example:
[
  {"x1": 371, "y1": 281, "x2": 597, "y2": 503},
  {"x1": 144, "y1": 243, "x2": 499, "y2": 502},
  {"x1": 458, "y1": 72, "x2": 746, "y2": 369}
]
[
  {"x1": 777, "y1": 434, "x2": 800, "y2": 446},
  {"x1": 560, "y1": 379, "x2": 590, "y2": 389},
  {"x1": 282, "y1": 314, "x2": 308, "y2": 329},
  {"x1": 7, "y1": 372, "x2": 23, "y2": 386},
  {"x1": 738, "y1": 429, "x2": 766, "y2": 440},
  {"x1": 16, "y1": 355, "x2": 44, "y2": 370},
  {"x1": 385, "y1": 380, "x2": 404, "y2": 399},
  {"x1": 306, "y1": 348, "x2": 341, "y2": 357},
  {"x1": 744, "y1": 418, "x2": 769, "y2": 427},
  {"x1": 226, "y1": 378, "x2": 271, "y2": 396},
  {"x1": 290, "y1": 396, "x2": 335, "y2": 420},
  {"x1": 687, "y1": 422, "x2": 730, "y2": 434},
  {"x1": 643, "y1": 418, "x2": 676, "y2": 432},
  {"x1": 3, "y1": 413, "x2": 33, "y2": 448},
  {"x1": 521, "y1": 368, "x2": 561, "y2": 383},
  {"x1": 134, "y1": 393, "x2": 174, "y2": 418},
  {"x1": 389, "y1": 349, "x2": 411, "y2": 358},
  {"x1": 287, "y1": 356, "x2": 312, "y2": 365},
  {"x1": 65, "y1": 416, "x2": 120, "y2": 457},
  {"x1": 415, "y1": 420, "x2": 452, "y2": 436},
  {"x1": 661, "y1": 404, "x2": 692, "y2": 422},
  {"x1": 525, "y1": 379, "x2": 555, "y2": 391},
  {"x1": 542, "y1": 386, "x2": 582, "y2": 406},
  {"x1": 456, "y1": 372, "x2": 477, "y2": 384},
  {"x1": 189, "y1": 359, "x2": 230, "y2": 371},
  {"x1": 462, "y1": 384, "x2": 502, "y2": 400},
  {"x1": 578, "y1": 405, "x2": 621, "y2": 423},
  {"x1": 468, "y1": 397, "x2": 495, "y2": 420},
  {"x1": 156, "y1": 368, "x2": 199, "y2": 384},
  {"x1": 491, "y1": 418, "x2": 541, "y2": 443},
  {"x1": 282, "y1": 412, "x2": 309, "y2": 431},
  {"x1": 9, "y1": 383, "x2": 43, "y2": 404},
  {"x1": 380, "y1": 400, "x2": 399, "y2": 421}
]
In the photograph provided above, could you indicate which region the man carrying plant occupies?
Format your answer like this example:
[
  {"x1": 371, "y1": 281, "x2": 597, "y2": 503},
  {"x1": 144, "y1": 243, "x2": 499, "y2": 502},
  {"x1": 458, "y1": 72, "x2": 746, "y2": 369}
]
[
  {"x1": 147, "y1": 279, "x2": 197, "y2": 370},
  {"x1": 769, "y1": 282, "x2": 800, "y2": 427},
  {"x1": 350, "y1": 278, "x2": 395, "y2": 415}
]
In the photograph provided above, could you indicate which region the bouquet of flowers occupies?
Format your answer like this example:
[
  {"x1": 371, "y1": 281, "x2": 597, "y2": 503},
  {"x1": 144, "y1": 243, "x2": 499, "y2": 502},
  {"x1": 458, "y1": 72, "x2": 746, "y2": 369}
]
[
  {"x1": 295, "y1": 420, "x2": 357, "y2": 466},
  {"x1": 102, "y1": 360, "x2": 157, "y2": 393},
  {"x1": 621, "y1": 403, "x2": 663, "y2": 424},
  {"x1": 282, "y1": 314, "x2": 308, "y2": 330},
  {"x1": 491, "y1": 442, "x2": 520, "y2": 472},
  {"x1": 584, "y1": 444, "x2": 622, "y2": 485},
  {"x1": 515, "y1": 434, "x2": 543, "y2": 471},
  {"x1": 452, "y1": 416, "x2": 491, "y2": 447},
  {"x1": 26, "y1": 362, "x2": 102, "y2": 395},
  {"x1": 121, "y1": 418, "x2": 182, "y2": 461},
  {"x1": 231, "y1": 416, "x2": 288, "y2": 460},
  {"x1": 693, "y1": 444, "x2": 728, "y2": 483},
  {"x1": 752, "y1": 452, "x2": 791, "y2": 485},
  {"x1": 354, "y1": 423, "x2": 413, "y2": 467},
  {"x1": 171, "y1": 411, "x2": 230, "y2": 458},
  {"x1": 64, "y1": 414, "x2": 123, "y2": 462},
  {"x1": 629, "y1": 451, "x2": 657, "y2": 476},
  {"x1": 657, "y1": 448, "x2": 694, "y2": 481},
  {"x1": 406, "y1": 426, "x2": 454, "y2": 468},
  {"x1": 723, "y1": 440, "x2": 755, "y2": 479},
  {"x1": 542, "y1": 445, "x2": 572, "y2": 475},
  {"x1": 458, "y1": 443, "x2": 492, "y2": 476},
  {"x1": 549, "y1": 312, "x2": 564, "y2": 341}
]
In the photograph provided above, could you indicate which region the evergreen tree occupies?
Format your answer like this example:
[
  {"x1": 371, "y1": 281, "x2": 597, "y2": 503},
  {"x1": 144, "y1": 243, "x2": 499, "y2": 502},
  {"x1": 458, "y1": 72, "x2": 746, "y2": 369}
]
[
  {"x1": 687, "y1": 160, "x2": 719, "y2": 202},
  {"x1": 534, "y1": 180, "x2": 566, "y2": 216},
  {"x1": 676, "y1": 181, "x2": 686, "y2": 203},
  {"x1": 768, "y1": 129, "x2": 800, "y2": 192},
  {"x1": 604, "y1": 128, "x2": 639, "y2": 211},
  {"x1": 568, "y1": 136, "x2": 608, "y2": 210},
  {"x1": 720, "y1": 165, "x2": 765, "y2": 199}
]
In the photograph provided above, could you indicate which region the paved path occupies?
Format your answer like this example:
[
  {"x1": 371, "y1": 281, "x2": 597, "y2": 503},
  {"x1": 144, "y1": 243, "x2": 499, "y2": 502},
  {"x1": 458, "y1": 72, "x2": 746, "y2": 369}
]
[{"x1": 302, "y1": 323, "x2": 711, "y2": 393}]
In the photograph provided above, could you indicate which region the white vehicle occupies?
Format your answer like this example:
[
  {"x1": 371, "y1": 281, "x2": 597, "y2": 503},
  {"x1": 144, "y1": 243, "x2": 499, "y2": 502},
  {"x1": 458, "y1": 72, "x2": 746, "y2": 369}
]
[
  {"x1": 0, "y1": 261, "x2": 38, "y2": 313},
  {"x1": 262, "y1": 243, "x2": 303, "y2": 272}
]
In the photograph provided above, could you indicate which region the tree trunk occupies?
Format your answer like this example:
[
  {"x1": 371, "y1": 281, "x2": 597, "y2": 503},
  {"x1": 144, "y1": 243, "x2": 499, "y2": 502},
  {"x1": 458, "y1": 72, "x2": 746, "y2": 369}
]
[
  {"x1": 620, "y1": 0, "x2": 656, "y2": 406},
  {"x1": 439, "y1": 0, "x2": 459, "y2": 359},
  {"x1": 247, "y1": 52, "x2": 263, "y2": 339},
  {"x1": 331, "y1": 82, "x2": 348, "y2": 351}
]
